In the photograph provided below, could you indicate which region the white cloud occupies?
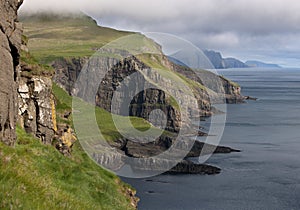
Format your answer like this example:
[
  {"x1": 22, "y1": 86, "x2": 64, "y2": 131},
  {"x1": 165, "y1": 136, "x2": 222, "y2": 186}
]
[{"x1": 20, "y1": 0, "x2": 300, "y2": 67}]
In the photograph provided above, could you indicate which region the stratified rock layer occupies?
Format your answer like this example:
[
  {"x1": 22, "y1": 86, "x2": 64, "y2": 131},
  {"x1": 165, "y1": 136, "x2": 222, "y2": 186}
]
[{"x1": 18, "y1": 74, "x2": 56, "y2": 144}]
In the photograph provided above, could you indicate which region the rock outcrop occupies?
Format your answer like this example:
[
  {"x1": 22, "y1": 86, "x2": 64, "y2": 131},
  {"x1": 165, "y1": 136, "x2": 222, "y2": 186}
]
[
  {"x1": 14, "y1": 28, "x2": 58, "y2": 145},
  {"x1": 18, "y1": 73, "x2": 57, "y2": 144},
  {"x1": 53, "y1": 56, "x2": 187, "y2": 133},
  {"x1": 55, "y1": 126, "x2": 77, "y2": 156},
  {"x1": 100, "y1": 134, "x2": 240, "y2": 175},
  {"x1": 167, "y1": 160, "x2": 221, "y2": 175},
  {"x1": 53, "y1": 57, "x2": 88, "y2": 95},
  {"x1": 0, "y1": 0, "x2": 23, "y2": 145},
  {"x1": 0, "y1": 1, "x2": 60, "y2": 146}
]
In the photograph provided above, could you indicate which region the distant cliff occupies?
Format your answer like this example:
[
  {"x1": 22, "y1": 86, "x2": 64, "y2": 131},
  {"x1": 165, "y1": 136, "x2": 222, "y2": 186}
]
[
  {"x1": 203, "y1": 50, "x2": 248, "y2": 69},
  {"x1": 245, "y1": 60, "x2": 282, "y2": 68},
  {"x1": 203, "y1": 50, "x2": 282, "y2": 69}
]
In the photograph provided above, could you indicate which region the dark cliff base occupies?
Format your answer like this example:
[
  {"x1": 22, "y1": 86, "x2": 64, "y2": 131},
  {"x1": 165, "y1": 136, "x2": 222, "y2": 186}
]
[{"x1": 110, "y1": 136, "x2": 240, "y2": 175}]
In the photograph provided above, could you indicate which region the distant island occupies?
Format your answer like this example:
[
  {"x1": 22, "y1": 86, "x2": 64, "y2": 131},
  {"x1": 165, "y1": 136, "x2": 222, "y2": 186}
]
[
  {"x1": 203, "y1": 50, "x2": 282, "y2": 69},
  {"x1": 245, "y1": 60, "x2": 282, "y2": 68}
]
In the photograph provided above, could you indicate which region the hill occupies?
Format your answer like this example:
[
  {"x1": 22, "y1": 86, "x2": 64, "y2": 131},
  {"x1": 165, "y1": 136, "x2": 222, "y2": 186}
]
[{"x1": 20, "y1": 12, "x2": 133, "y2": 63}]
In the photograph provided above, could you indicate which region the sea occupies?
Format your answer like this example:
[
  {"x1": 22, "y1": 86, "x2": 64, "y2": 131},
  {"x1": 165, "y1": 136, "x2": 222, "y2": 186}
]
[{"x1": 122, "y1": 68, "x2": 300, "y2": 210}]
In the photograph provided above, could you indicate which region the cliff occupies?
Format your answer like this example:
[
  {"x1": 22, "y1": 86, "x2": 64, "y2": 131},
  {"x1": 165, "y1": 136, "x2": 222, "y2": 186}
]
[
  {"x1": 18, "y1": 48, "x2": 57, "y2": 144},
  {"x1": 0, "y1": 0, "x2": 55, "y2": 145},
  {"x1": 53, "y1": 55, "x2": 192, "y2": 133},
  {"x1": 52, "y1": 52, "x2": 244, "y2": 133},
  {"x1": 0, "y1": 0, "x2": 23, "y2": 145},
  {"x1": 0, "y1": 3, "x2": 138, "y2": 209},
  {"x1": 21, "y1": 13, "x2": 242, "y2": 175},
  {"x1": 203, "y1": 50, "x2": 248, "y2": 69}
]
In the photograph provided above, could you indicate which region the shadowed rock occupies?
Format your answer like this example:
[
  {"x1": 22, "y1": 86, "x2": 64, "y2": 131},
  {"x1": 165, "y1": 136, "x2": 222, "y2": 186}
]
[{"x1": 0, "y1": 0, "x2": 23, "y2": 145}]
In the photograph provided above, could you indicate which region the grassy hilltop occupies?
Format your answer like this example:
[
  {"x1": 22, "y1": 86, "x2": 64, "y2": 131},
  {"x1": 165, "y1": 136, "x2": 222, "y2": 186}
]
[{"x1": 21, "y1": 13, "x2": 133, "y2": 63}]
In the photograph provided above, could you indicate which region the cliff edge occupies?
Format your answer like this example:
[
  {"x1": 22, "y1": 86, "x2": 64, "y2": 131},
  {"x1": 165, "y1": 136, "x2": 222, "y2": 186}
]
[
  {"x1": 0, "y1": 0, "x2": 23, "y2": 145},
  {"x1": 0, "y1": 3, "x2": 138, "y2": 209}
]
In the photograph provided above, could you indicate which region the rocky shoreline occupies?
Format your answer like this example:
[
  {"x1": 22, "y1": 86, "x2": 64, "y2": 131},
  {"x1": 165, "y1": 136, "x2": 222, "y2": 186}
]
[{"x1": 104, "y1": 134, "x2": 241, "y2": 175}]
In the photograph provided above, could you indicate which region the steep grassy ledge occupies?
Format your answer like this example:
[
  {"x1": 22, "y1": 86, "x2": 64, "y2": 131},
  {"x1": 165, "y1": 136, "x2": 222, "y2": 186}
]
[{"x1": 0, "y1": 127, "x2": 137, "y2": 209}]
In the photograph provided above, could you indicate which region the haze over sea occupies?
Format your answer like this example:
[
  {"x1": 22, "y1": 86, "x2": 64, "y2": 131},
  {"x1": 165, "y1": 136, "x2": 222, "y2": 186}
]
[{"x1": 123, "y1": 68, "x2": 300, "y2": 210}]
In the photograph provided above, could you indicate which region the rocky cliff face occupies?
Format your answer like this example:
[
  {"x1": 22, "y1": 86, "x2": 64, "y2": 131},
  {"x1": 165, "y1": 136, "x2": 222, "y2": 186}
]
[
  {"x1": 0, "y1": 0, "x2": 57, "y2": 146},
  {"x1": 224, "y1": 57, "x2": 248, "y2": 69},
  {"x1": 53, "y1": 53, "x2": 245, "y2": 133},
  {"x1": 0, "y1": 0, "x2": 23, "y2": 145},
  {"x1": 53, "y1": 55, "x2": 212, "y2": 133},
  {"x1": 53, "y1": 57, "x2": 88, "y2": 95},
  {"x1": 18, "y1": 71, "x2": 57, "y2": 144}
]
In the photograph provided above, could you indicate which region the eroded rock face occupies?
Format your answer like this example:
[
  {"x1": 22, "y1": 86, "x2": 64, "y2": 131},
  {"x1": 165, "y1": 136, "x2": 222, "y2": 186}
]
[
  {"x1": 0, "y1": 0, "x2": 23, "y2": 145},
  {"x1": 53, "y1": 55, "x2": 215, "y2": 133},
  {"x1": 53, "y1": 57, "x2": 88, "y2": 95},
  {"x1": 53, "y1": 52, "x2": 244, "y2": 135},
  {"x1": 18, "y1": 75, "x2": 57, "y2": 144}
]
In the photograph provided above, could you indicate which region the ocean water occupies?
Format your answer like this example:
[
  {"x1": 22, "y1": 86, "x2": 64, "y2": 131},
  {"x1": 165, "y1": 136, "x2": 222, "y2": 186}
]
[{"x1": 123, "y1": 68, "x2": 300, "y2": 210}]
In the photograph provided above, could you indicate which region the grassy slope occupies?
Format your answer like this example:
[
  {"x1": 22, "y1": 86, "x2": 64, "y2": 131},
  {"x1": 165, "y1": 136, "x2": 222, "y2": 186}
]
[
  {"x1": 0, "y1": 54, "x2": 157, "y2": 209},
  {"x1": 21, "y1": 13, "x2": 133, "y2": 63},
  {"x1": 21, "y1": 14, "x2": 208, "y2": 91},
  {"x1": 0, "y1": 128, "x2": 135, "y2": 210},
  {"x1": 22, "y1": 13, "x2": 239, "y2": 93},
  {"x1": 53, "y1": 83, "x2": 164, "y2": 142},
  {"x1": 0, "y1": 14, "x2": 146, "y2": 210}
]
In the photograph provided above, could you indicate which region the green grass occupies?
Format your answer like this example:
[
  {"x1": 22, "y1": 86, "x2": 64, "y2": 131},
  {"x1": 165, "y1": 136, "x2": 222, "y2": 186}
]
[
  {"x1": 136, "y1": 53, "x2": 208, "y2": 107},
  {"x1": 220, "y1": 75, "x2": 240, "y2": 88},
  {"x1": 137, "y1": 53, "x2": 207, "y2": 92},
  {"x1": 21, "y1": 13, "x2": 134, "y2": 64},
  {"x1": 52, "y1": 83, "x2": 72, "y2": 111},
  {"x1": 52, "y1": 83, "x2": 163, "y2": 142},
  {"x1": 20, "y1": 50, "x2": 55, "y2": 76},
  {"x1": 0, "y1": 127, "x2": 136, "y2": 210}
]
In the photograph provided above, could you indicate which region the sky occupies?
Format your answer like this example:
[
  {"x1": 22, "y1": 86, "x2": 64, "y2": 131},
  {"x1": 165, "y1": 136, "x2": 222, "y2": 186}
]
[{"x1": 20, "y1": 0, "x2": 300, "y2": 68}]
